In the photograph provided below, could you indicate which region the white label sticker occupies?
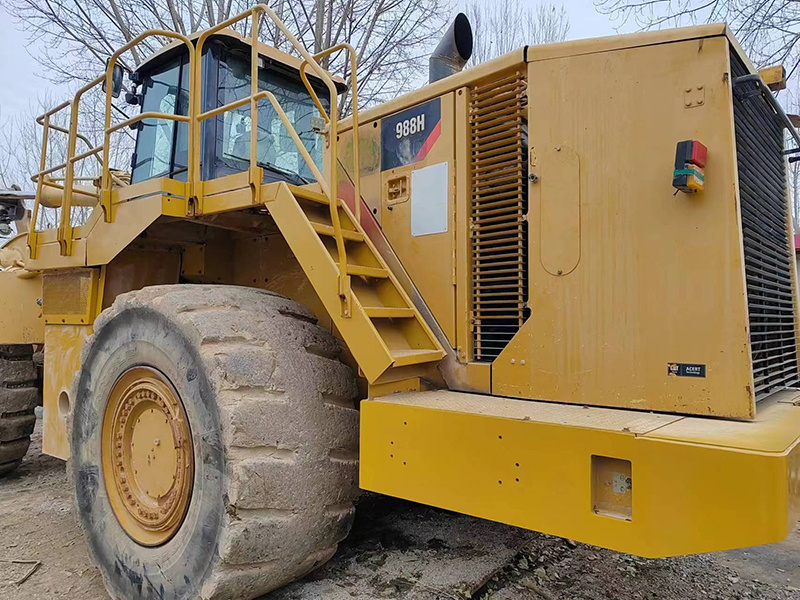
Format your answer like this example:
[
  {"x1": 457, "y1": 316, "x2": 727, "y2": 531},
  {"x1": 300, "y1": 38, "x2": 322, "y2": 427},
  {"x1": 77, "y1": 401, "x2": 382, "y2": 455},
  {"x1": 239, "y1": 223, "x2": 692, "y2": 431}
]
[{"x1": 410, "y1": 162, "x2": 448, "y2": 237}]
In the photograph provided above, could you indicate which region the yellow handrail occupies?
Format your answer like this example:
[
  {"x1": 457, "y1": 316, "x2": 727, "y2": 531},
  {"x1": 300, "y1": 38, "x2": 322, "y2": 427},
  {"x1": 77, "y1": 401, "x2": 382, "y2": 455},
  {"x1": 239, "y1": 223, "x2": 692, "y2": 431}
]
[
  {"x1": 29, "y1": 30, "x2": 196, "y2": 259},
  {"x1": 57, "y1": 73, "x2": 105, "y2": 256},
  {"x1": 39, "y1": 179, "x2": 99, "y2": 198},
  {"x1": 28, "y1": 111, "x2": 51, "y2": 259},
  {"x1": 299, "y1": 43, "x2": 361, "y2": 223},
  {"x1": 29, "y1": 101, "x2": 85, "y2": 257},
  {"x1": 35, "y1": 113, "x2": 101, "y2": 163},
  {"x1": 69, "y1": 146, "x2": 103, "y2": 164}
]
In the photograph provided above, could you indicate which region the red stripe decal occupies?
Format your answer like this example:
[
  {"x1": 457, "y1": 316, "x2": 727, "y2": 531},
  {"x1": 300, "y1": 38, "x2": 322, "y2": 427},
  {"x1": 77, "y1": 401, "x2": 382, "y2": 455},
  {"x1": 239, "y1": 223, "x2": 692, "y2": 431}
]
[{"x1": 414, "y1": 120, "x2": 442, "y2": 162}]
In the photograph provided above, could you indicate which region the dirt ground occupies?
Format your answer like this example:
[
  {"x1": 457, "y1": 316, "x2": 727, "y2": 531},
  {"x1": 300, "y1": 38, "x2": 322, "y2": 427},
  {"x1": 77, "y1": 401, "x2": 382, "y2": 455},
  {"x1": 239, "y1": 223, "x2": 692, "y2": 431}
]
[{"x1": 1, "y1": 418, "x2": 799, "y2": 600}]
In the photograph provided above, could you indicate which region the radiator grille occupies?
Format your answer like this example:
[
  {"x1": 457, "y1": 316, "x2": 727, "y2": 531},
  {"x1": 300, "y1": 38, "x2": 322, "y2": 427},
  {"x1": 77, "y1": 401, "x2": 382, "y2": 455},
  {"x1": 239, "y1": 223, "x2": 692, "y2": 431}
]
[
  {"x1": 731, "y1": 51, "x2": 800, "y2": 400},
  {"x1": 469, "y1": 71, "x2": 529, "y2": 362}
]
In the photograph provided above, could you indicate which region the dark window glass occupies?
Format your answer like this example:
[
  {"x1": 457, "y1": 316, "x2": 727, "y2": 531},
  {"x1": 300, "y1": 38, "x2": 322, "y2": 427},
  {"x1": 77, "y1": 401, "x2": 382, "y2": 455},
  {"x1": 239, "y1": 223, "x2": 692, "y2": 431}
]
[
  {"x1": 130, "y1": 43, "x2": 329, "y2": 186},
  {"x1": 171, "y1": 62, "x2": 192, "y2": 181},
  {"x1": 131, "y1": 59, "x2": 182, "y2": 183},
  {"x1": 214, "y1": 50, "x2": 329, "y2": 183}
]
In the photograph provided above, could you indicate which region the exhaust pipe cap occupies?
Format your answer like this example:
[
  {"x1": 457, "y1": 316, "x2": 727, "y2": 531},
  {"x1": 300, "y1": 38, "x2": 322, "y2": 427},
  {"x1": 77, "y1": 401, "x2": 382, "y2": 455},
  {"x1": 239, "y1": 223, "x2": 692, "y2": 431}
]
[
  {"x1": 429, "y1": 13, "x2": 473, "y2": 84},
  {"x1": 451, "y1": 13, "x2": 473, "y2": 61}
]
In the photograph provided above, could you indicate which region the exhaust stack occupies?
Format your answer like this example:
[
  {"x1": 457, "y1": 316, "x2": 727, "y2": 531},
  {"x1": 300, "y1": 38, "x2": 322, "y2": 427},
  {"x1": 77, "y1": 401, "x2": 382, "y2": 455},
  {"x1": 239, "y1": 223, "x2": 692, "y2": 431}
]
[{"x1": 429, "y1": 13, "x2": 473, "y2": 83}]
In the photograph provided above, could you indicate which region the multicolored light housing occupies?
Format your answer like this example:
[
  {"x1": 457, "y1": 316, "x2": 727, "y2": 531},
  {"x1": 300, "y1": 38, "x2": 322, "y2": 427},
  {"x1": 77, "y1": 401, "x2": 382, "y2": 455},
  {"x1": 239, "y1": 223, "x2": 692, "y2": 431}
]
[{"x1": 673, "y1": 139, "x2": 707, "y2": 193}]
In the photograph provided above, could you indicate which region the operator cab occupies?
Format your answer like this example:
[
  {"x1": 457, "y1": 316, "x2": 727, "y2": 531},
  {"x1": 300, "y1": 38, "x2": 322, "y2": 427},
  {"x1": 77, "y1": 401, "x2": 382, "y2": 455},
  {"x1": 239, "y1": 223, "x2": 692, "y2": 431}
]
[{"x1": 128, "y1": 31, "x2": 343, "y2": 186}]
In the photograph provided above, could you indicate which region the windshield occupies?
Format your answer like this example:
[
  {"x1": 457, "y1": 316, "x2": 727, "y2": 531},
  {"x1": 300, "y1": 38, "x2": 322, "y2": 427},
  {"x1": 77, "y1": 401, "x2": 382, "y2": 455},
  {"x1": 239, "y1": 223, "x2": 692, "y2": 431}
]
[
  {"x1": 215, "y1": 50, "x2": 328, "y2": 183},
  {"x1": 130, "y1": 40, "x2": 329, "y2": 186}
]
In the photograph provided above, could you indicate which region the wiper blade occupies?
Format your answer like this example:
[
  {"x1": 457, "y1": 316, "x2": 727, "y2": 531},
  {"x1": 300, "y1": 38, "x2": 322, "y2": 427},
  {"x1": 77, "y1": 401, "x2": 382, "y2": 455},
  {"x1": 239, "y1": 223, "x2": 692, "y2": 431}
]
[{"x1": 258, "y1": 161, "x2": 311, "y2": 184}]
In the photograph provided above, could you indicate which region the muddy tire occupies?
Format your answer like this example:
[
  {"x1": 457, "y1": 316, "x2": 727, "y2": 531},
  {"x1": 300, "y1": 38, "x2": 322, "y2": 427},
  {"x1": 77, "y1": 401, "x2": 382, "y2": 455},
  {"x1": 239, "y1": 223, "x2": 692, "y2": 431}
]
[
  {"x1": 70, "y1": 285, "x2": 359, "y2": 600},
  {"x1": 0, "y1": 345, "x2": 39, "y2": 477}
]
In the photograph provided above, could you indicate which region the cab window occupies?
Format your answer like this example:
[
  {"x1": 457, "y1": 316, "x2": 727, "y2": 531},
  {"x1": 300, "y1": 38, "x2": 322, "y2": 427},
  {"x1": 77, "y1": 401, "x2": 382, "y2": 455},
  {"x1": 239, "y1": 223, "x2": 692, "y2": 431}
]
[
  {"x1": 131, "y1": 58, "x2": 189, "y2": 183},
  {"x1": 129, "y1": 41, "x2": 330, "y2": 187},
  {"x1": 213, "y1": 49, "x2": 329, "y2": 184}
]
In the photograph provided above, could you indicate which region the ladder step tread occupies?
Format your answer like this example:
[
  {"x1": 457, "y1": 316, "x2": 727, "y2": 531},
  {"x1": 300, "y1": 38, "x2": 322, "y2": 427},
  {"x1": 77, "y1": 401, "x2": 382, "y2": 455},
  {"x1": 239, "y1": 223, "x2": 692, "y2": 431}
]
[
  {"x1": 312, "y1": 222, "x2": 364, "y2": 242},
  {"x1": 347, "y1": 264, "x2": 389, "y2": 278},
  {"x1": 288, "y1": 184, "x2": 331, "y2": 205},
  {"x1": 364, "y1": 306, "x2": 415, "y2": 318},
  {"x1": 390, "y1": 348, "x2": 445, "y2": 367}
]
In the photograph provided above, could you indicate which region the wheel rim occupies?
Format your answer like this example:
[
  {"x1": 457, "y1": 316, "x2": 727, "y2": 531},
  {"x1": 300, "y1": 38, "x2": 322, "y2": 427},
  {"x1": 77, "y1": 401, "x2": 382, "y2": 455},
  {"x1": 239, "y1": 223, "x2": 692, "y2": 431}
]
[{"x1": 101, "y1": 367, "x2": 194, "y2": 547}]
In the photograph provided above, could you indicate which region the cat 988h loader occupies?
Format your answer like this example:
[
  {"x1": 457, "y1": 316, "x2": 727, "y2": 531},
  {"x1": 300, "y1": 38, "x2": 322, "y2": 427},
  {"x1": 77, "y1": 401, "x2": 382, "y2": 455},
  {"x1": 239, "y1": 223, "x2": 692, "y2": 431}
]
[{"x1": 1, "y1": 5, "x2": 800, "y2": 599}]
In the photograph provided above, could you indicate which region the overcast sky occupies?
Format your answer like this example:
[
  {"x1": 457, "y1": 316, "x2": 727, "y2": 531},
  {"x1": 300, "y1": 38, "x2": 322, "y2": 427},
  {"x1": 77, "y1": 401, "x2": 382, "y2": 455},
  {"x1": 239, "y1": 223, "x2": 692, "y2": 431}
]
[
  {"x1": 0, "y1": 4, "x2": 52, "y2": 119},
  {"x1": 0, "y1": 0, "x2": 633, "y2": 123}
]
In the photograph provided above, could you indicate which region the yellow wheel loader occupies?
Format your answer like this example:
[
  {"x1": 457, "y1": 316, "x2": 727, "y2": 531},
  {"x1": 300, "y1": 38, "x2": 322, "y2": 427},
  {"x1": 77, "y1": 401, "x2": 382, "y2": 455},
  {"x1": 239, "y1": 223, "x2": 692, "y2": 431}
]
[{"x1": 2, "y1": 5, "x2": 800, "y2": 599}]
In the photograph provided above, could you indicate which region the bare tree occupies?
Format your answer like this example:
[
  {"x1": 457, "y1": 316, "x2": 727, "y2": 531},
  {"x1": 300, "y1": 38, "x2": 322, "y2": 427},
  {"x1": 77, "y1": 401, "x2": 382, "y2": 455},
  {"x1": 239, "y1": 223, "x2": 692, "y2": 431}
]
[
  {"x1": 1, "y1": 0, "x2": 452, "y2": 113},
  {"x1": 784, "y1": 79, "x2": 800, "y2": 229},
  {"x1": 465, "y1": 0, "x2": 570, "y2": 65},
  {"x1": 0, "y1": 102, "x2": 63, "y2": 230},
  {"x1": 0, "y1": 91, "x2": 128, "y2": 230},
  {"x1": 595, "y1": 0, "x2": 800, "y2": 77}
]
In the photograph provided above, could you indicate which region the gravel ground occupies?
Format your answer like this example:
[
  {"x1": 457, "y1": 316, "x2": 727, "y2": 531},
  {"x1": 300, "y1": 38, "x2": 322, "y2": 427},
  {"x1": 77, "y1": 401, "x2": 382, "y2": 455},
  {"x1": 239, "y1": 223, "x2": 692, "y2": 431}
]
[{"x1": 1, "y1": 418, "x2": 798, "y2": 600}]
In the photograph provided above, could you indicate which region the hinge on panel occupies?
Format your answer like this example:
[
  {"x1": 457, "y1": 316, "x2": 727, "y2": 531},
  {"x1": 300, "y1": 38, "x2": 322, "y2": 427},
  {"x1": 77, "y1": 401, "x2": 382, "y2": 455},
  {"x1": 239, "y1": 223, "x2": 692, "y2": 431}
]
[
  {"x1": 249, "y1": 166, "x2": 262, "y2": 204},
  {"x1": 339, "y1": 274, "x2": 352, "y2": 318}
]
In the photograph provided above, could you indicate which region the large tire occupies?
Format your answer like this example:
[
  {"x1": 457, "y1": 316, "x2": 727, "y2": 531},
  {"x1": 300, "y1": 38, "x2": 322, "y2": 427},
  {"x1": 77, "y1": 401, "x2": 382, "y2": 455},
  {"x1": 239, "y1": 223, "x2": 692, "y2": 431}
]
[
  {"x1": 0, "y1": 344, "x2": 39, "y2": 477},
  {"x1": 70, "y1": 285, "x2": 360, "y2": 600}
]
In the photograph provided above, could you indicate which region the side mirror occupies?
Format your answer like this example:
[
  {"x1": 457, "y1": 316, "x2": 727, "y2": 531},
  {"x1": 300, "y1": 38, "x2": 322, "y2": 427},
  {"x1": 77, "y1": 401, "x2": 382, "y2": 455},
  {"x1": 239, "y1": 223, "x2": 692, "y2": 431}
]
[{"x1": 102, "y1": 62, "x2": 125, "y2": 99}]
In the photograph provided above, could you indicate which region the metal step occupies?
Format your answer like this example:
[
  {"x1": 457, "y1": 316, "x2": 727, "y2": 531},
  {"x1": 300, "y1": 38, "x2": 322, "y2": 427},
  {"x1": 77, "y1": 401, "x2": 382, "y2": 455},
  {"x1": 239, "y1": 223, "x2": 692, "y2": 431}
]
[
  {"x1": 391, "y1": 349, "x2": 446, "y2": 367},
  {"x1": 312, "y1": 222, "x2": 364, "y2": 242},
  {"x1": 363, "y1": 306, "x2": 415, "y2": 318},
  {"x1": 288, "y1": 184, "x2": 330, "y2": 205},
  {"x1": 347, "y1": 264, "x2": 389, "y2": 278}
]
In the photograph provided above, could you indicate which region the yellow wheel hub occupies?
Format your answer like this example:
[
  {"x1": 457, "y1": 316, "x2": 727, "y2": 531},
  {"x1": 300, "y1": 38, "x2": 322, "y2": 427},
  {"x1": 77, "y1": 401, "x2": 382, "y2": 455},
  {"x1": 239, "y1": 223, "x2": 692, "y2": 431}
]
[{"x1": 102, "y1": 367, "x2": 193, "y2": 547}]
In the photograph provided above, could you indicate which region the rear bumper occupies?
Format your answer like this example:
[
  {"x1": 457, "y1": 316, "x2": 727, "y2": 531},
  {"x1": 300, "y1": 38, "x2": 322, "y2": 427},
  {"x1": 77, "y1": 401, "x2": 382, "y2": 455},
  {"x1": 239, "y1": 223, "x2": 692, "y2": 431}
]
[{"x1": 360, "y1": 389, "x2": 800, "y2": 558}]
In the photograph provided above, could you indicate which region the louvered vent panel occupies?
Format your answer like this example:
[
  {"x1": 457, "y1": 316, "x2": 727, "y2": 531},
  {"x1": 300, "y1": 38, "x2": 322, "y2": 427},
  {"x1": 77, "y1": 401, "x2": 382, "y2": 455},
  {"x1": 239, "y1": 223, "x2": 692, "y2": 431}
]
[
  {"x1": 470, "y1": 71, "x2": 529, "y2": 362},
  {"x1": 731, "y1": 50, "x2": 800, "y2": 400},
  {"x1": 42, "y1": 270, "x2": 93, "y2": 318}
]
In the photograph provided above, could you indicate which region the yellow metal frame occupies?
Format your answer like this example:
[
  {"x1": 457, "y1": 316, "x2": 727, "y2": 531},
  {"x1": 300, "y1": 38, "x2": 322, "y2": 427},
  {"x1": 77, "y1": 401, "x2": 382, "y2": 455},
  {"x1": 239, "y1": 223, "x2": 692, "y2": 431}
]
[
  {"x1": 300, "y1": 43, "x2": 362, "y2": 315},
  {"x1": 259, "y1": 181, "x2": 445, "y2": 382},
  {"x1": 23, "y1": 14, "x2": 800, "y2": 558},
  {"x1": 29, "y1": 31, "x2": 196, "y2": 260},
  {"x1": 28, "y1": 4, "x2": 362, "y2": 320},
  {"x1": 361, "y1": 389, "x2": 800, "y2": 557}
]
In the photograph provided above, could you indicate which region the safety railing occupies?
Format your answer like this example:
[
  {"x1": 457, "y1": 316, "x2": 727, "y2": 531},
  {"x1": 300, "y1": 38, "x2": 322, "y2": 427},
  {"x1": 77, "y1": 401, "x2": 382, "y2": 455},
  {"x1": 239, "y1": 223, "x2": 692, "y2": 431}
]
[
  {"x1": 29, "y1": 102, "x2": 99, "y2": 258},
  {"x1": 28, "y1": 4, "x2": 362, "y2": 318},
  {"x1": 28, "y1": 30, "x2": 196, "y2": 259}
]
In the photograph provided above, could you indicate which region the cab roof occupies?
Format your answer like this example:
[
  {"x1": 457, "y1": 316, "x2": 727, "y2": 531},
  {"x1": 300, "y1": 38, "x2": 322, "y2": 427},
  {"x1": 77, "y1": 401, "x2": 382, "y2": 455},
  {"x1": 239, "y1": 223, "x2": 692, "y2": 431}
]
[{"x1": 135, "y1": 28, "x2": 347, "y2": 94}]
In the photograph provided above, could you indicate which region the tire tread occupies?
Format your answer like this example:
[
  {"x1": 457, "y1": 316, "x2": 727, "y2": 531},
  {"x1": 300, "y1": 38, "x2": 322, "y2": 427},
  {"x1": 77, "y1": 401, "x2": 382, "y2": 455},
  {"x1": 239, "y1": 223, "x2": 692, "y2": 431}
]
[
  {"x1": 0, "y1": 345, "x2": 38, "y2": 477},
  {"x1": 81, "y1": 286, "x2": 359, "y2": 600}
]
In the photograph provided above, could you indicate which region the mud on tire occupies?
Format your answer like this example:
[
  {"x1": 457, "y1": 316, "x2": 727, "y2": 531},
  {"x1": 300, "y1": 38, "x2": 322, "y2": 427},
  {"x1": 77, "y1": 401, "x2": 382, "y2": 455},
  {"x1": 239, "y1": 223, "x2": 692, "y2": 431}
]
[
  {"x1": 0, "y1": 345, "x2": 39, "y2": 477},
  {"x1": 70, "y1": 285, "x2": 360, "y2": 600}
]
